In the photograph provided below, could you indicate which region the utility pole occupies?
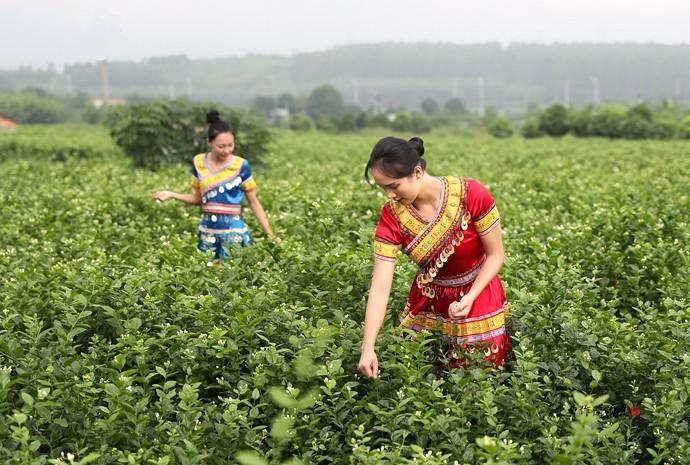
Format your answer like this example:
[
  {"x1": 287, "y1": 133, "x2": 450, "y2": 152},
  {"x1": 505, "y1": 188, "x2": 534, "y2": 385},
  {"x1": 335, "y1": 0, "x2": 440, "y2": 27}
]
[
  {"x1": 564, "y1": 79, "x2": 571, "y2": 107},
  {"x1": 590, "y1": 76, "x2": 600, "y2": 105},
  {"x1": 352, "y1": 78, "x2": 359, "y2": 106},
  {"x1": 99, "y1": 59, "x2": 109, "y2": 105},
  {"x1": 477, "y1": 77, "x2": 485, "y2": 116}
]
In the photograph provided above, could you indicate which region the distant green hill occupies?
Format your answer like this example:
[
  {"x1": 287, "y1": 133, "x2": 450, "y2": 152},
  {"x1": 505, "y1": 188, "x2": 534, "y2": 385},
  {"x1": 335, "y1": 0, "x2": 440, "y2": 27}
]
[{"x1": 2, "y1": 43, "x2": 689, "y2": 112}]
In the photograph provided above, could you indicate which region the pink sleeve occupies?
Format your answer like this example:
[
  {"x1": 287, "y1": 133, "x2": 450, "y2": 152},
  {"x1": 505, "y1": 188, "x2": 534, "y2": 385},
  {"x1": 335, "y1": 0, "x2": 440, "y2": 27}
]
[
  {"x1": 466, "y1": 179, "x2": 501, "y2": 236},
  {"x1": 373, "y1": 203, "x2": 402, "y2": 261}
]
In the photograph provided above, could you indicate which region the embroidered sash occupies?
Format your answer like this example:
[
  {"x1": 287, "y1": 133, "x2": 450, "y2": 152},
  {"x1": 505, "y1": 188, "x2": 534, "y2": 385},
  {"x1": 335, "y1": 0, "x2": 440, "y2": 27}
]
[{"x1": 389, "y1": 177, "x2": 470, "y2": 298}]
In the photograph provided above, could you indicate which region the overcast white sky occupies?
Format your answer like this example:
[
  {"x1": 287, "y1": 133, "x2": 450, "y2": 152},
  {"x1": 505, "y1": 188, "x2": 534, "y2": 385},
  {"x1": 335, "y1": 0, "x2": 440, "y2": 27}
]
[{"x1": 2, "y1": 0, "x2": 689, "y2": 69}]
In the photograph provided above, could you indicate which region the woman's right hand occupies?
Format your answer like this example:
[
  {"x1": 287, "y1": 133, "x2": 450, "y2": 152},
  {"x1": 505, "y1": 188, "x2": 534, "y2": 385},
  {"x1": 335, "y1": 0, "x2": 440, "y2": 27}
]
[
  {"x1": 151, "y1": 190, "x2": 174, "y2": 202},
  {"x1": 358, "y1": 348, "x2": 379, "y2": 379}
]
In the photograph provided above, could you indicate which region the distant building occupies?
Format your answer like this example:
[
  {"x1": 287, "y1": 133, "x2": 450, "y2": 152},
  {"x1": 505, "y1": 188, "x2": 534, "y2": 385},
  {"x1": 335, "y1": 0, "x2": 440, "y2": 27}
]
[
  {"x1": 0, "y1": 115, "x2": 17, "y2": 132},
  {"x1": 91, "y1": 97, "x2": 126, "y2": 108},
  {"x1": 268, "y1": 108, "x2": 291, "y2": 127}
]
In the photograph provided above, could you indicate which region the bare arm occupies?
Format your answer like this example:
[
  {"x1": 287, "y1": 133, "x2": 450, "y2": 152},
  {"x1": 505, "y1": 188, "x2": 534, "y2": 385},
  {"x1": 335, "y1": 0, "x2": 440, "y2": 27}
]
[
  {"x1": 449, "y1": 224, "x2": 505, "y2": 318},
  {"x1": 245, "y1": 188, "x2": 274, "y2": 238},
  {"x1": 151, "y1": 188, "x2": 201, "y2": 205},
  {"x1": 358, "y1": 258, "x2": 396, "y2": 379}
]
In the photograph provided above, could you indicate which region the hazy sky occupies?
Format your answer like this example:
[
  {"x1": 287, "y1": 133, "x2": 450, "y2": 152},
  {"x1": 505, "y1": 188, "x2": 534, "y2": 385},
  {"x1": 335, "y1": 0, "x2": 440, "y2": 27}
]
[{"x1": 3, "y1": 0, "x2": 689, "y2": 69}]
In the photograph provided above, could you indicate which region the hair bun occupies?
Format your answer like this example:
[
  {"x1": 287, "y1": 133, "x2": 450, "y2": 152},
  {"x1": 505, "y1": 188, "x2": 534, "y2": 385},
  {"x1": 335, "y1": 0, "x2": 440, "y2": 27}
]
[
  {"x1": 206, "y1": 110, "x2": 220, "y2": 124},
  {"x1": 408, "y1": 137, "x2": 425, "y2": 156}
]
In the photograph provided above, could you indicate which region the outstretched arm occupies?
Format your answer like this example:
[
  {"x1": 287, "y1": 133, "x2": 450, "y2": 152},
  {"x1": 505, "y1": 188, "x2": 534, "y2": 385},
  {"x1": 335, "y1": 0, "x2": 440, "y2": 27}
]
[
  {"x1": 245, "y1": 189, "x2": 275, "y2": 238},
  {"x1": 151, "y1": 188, "x2": 201, "y2": 205},
  {"x1": 358, "y1": 258, "x2": 396, "y2": 379}
]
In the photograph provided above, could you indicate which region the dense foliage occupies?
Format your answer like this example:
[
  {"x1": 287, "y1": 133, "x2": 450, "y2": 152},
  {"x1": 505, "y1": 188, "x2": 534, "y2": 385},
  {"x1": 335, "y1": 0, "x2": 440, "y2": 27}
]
[
  {"x1": 528, "y1": 103, "x2": 690, "y2": 140},
  {"x1": 1, "y1": 128, "x2": 689, "y2": 464},
  {"x1": 0, "y1": 90, "x2": 104, "y2": 124},
  {"x1": 104, "y1": 100, "x2": 273, "y2": 169}
]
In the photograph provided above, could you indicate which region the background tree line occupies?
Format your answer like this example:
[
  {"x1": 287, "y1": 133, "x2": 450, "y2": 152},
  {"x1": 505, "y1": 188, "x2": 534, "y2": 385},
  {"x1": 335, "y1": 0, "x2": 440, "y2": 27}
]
[
  {"x1": 3, "y1": 83, "x2": 689, "y2": 141},
  {"x1": 2, "y1": 43, "x2": 690, "y2": 111}
]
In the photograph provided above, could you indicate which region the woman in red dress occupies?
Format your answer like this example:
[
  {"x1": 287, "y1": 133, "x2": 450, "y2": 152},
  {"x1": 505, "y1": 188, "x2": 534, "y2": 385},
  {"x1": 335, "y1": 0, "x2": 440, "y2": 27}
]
[{"x1": 358, "y1": 136, "x2": 510, "y2": 379}]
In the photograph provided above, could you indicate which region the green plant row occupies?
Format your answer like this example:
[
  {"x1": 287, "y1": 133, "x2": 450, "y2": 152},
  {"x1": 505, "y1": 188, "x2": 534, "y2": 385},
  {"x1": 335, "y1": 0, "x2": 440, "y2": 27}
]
[
  {"x1": 0, "y1": 130, "x2": 688, "y2": 464},
  {"x1": 0, "y1": 125, "x2": 121, "y2": 163}
]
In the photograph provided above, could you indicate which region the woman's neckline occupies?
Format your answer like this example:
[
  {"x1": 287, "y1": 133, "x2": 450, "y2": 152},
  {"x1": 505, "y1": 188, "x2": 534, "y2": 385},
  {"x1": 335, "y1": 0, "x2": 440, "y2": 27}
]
[
  {"x1": 204, "y1": 152, "x2": 234, "y2": 173},
  {"x1": 408, "y1": 176, "x2": 446, "y2": 223}
]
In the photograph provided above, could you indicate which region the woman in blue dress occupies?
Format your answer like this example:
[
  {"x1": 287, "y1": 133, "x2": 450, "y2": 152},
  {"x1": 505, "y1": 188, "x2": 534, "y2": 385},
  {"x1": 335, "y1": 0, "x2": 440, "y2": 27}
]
[{"x1": 152, "y1": 111, "x2": 275, "y2": 263}]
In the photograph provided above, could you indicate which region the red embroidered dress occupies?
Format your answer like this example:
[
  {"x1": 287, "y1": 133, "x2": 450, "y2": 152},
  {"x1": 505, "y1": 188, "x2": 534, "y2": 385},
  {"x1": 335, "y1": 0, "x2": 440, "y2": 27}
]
[{"x1": 374, "y1": 177, "x2": 509, "y2": 366}]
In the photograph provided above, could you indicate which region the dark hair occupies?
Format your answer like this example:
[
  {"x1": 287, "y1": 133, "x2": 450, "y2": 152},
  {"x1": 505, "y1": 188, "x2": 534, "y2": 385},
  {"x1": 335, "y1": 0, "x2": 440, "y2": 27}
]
[
  {"x1": 364, "y1": 136, "x2": 426, "y2": 183},
  {"x1": 206, "y1": 110, "x2": 235, "y2": 141}
]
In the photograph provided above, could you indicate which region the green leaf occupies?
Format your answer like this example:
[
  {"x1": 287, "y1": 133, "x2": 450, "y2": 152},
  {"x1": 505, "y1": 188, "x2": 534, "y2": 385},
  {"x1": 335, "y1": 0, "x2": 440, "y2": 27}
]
[
  {"x1": 0, "y1": 369, "x2": 10, "y2": 389},
  {"x1": 235, "y1": 451, "x2": 268, "y2": 465},
  {"x1": 293, "y1": 351, "x2": 317, "y2": 379},
  {"x1": 573, "y1": 391, "x2": 587, "y2": 407},
  {"x1": 76, "y1": 453, "x2": 101, "y2": 465},
  {"x1": 367, "y1": 403, "x2": 380, "y2": 413},
  {"x1": 268, "y1": 387, "x2": 296, "y2": 409},
  {"x1": 126, "y1": 317, "x2": 142, "y2": 331},
  {"x1": 113, "y1": 354, "x2": 127, "y2": 370},
  {"x1": 54, "y1": 418, "x2": 69, "y2": 428},
  {"x1": 552, "y1": 454, "x2": 575, "y2": 465},
  {"x1": 74, "y1": 294, "x2": 88, "y2": 306},
  {"x1": 271, "y1": 414, "x2": 294, "y2": 441},
  {"x1": 297, "y1": 390, "x2": 318, "y2": 410},
  {"x1": 21, "y1": 392, "x2": 34, "y2": 407},
  {"x1": 591, "y1": 369, "x2": 602, "y2": 382}
]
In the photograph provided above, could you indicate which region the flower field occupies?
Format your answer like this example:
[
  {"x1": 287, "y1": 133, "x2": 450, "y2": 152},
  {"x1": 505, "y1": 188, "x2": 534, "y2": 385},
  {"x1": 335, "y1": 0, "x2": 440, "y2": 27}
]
[{"x1": 1, "y1": 126, "x2": 689, "y2": 464}]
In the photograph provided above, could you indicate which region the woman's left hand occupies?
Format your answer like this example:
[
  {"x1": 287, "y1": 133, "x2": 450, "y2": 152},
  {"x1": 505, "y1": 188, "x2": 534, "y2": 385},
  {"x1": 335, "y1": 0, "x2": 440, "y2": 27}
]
[
  {"x1": 449, "y1": 293, "x2": 476, "y2": 319},
  {"x1": 151, "y1": 190, "x2": 174, "y2": 202}
]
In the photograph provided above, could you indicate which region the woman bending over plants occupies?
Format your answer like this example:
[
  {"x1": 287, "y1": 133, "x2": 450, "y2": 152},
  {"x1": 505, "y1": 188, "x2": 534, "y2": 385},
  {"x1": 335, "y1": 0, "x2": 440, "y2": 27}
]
[
  {"x1": 358, "y1": 136, "x2": 511, "y2": 378},
  {"x1": 152, "y1": 110, "x2": 275, "y2": 264}
]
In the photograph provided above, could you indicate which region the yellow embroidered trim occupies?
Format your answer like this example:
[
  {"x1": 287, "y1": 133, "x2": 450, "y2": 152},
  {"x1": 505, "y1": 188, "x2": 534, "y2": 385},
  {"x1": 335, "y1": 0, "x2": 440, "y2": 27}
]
[
  {"x1": 242, "y1": 177, "x2": 257, "y2": 191},
  {"x1": 475, "y1": 205, "x2": 500, "y2": 234},
  {"x1": 405, "y1": 177, "x2": 464, "y2": 264},
  {"x1": 193, "y1": 153, "x2": 207, "y2": 177},
  {"x1": 191, "y1": 178, "x2": 200, "y2": 190},
  {"x1": 199, "y1": 157, "x2": 244, "y2": 191},
  {"x1": 400, "y1": 309, "x2": 506, "y2": 338},
  {"x1": 390, "y1": 202, "x2": 425, "y2": 236},
  {"x1": 374, "y1": 240, "x2": 399, "y2": 259}
]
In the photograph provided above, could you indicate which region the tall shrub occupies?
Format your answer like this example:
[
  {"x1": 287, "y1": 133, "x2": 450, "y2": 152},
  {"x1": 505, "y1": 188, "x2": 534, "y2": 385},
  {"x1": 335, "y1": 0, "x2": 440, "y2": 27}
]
[
  {"x1": 538, "y1": 104, "x2": 569, "y2": 137},
  {"x1": 104, "y1": 99, "x2": 272, "y2": 169}
]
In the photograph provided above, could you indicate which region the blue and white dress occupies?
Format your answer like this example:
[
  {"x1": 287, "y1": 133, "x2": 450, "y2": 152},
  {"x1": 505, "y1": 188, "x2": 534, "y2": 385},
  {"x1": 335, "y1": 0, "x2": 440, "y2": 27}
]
[{"x1": 191, "y1": 153, "x2": 257, "y2": 260}]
